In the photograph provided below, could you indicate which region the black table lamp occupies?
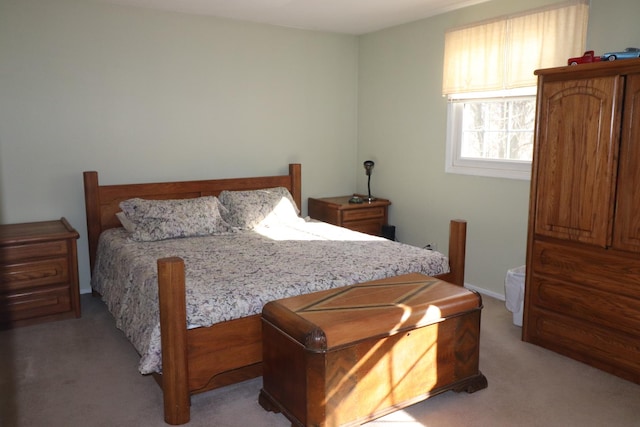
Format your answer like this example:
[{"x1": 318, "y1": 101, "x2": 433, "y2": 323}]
[{"x1": 364, "y1": 160, "x2": 375, "y2": 202}]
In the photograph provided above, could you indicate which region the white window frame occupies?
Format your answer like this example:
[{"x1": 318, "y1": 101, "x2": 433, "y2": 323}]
[
  {"x1": 442, "y1": 0, "x2": 588, "y2": 180},
  {"x1": 445, "y1": 87, "x2": 536, "y2": 181}
]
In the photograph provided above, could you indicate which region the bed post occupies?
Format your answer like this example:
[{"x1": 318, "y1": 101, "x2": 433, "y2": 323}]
[
  {"x1": 289, "y1": 163, "x2": 302, "y2": 210},
  {"x1": 157, "y1": 257, "x2": 190, "y2": 425},
  {"x1": 448, "y1": 220, "x2": 467, "y2": 287}
]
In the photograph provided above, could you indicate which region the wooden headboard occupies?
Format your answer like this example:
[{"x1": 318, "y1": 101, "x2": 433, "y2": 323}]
[{"x1": 83, "y1": 164, "x2": 302, "y2": 273}]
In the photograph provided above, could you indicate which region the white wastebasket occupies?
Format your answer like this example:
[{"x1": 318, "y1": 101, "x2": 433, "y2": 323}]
[{"x1": 505, "y1": 266, "x2": 526, "y2": 327}]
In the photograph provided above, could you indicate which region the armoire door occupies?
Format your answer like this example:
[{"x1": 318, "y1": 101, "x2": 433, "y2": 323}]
[
  {"x1": 533, "y1": 76, "x2": 623, "y2": 247},
  {"x1": 612, "y1": 73, "x2": 640, "y2": 253}
]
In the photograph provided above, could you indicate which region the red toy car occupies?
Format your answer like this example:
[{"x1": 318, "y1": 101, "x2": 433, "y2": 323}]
[{"x1": 568, "y1": 50, "x2": 601, "y2": 65}]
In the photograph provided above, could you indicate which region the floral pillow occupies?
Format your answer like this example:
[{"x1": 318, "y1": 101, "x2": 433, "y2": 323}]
[
  {"x1": 118, "y1": 196, "x2": 236, "y2": 241},
  {"x1": 116, "y1": 211, "x2": 137, "y2": 233},
  {"x1": 218, "y1": 187, "x2": 300, "y2": 229}
]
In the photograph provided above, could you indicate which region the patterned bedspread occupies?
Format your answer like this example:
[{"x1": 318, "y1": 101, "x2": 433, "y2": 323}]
[{"x1": 92, "y1": 218, "x2": 449, "y2": 374}]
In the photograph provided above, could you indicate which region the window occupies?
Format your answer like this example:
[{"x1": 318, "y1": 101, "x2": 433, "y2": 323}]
[
  {"x1": 446, "y1": 88, "x2": 536, "y2": 179},
  {"x1": 442, "y1": 0, "x2": 589, "y2": 180}
]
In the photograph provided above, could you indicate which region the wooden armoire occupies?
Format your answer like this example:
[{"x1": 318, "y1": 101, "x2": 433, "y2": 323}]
[{"x1": 523, "y1": 59, "x2": 640, "y2": 384}]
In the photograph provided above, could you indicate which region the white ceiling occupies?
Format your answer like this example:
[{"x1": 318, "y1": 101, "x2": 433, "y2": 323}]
[{"x1": 101, "y1": 0, "x2": 491, "y2": 34}]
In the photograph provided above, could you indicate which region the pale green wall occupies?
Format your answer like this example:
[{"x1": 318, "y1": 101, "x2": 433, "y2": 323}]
[
  {"x1": 358, "y1": 0, "x2": 640, "y2": 297},
  {"x1": 0, "y1": 0, "x2": 358, "y2": 293},
  {"x1": 2, "y1": 0, "x2": 639, "y2": 297}
]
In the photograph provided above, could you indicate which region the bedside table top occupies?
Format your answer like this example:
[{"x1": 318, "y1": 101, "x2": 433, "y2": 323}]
[
  {"x1": 309, "y1": 195, "x2": 391, "y2": 210},
  {"x1": 0, "y1": 218, "x2": 79, "y2": 246}
]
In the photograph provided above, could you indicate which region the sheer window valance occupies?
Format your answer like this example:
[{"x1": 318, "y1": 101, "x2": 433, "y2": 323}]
[{"x1": 442, "y1": 0, "x2": 589, "y2": 96}]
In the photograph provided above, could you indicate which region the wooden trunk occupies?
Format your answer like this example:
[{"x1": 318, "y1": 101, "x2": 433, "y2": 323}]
[{"x1": 259, "y1": 273, "x2": 487, "y2": 427}]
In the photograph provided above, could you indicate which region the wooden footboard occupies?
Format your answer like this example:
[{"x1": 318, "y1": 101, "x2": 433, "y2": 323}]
[{"x1": 155, "y1": 219, "x2": 467, "y2": 425}]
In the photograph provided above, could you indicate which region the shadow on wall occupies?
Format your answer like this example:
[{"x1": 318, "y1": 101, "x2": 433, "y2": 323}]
[
  {"x1": 0, "y1": 152, "x2": 4, "y2": 223},
  {"x1": 0, "y1": 148, "x2": 15, "y2": 423}
]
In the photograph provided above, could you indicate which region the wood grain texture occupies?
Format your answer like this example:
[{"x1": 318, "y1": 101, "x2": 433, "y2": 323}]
[
  {"x1": 0, "y1": 219, "x2": 80, "y2": 328},
  {"x1": 260, "y1": 273, "x2": 486, "y2": 426},
  {"x1": 524, "y1": 59, "x2": 640, "y2": 385},
  {"x1": 308, "y1": 195, "x2": 391, "y2": 237},
  {"x1": 613, "y1": 73, "x2": 640, "y2": 252}
]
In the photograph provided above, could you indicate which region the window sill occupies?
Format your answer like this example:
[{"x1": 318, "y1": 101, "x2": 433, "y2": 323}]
[{"x1": 445, "y1": 162, "x2": 531, "y2": 180}]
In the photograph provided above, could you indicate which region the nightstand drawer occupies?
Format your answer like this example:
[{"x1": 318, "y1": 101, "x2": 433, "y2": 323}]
[
  {"x1": 0, "y1": 240, "x2": 68, "y2": 263},
  {"x1": 0, "y1": 285, "x2": 71, "y2": 323},
  {"x1": 342, "y1": 207, "x2": 386, "y2": 221},
  {"x1": 346, "y1": 219, "x2": 385, "y2": 236},
  {"x1": 1, "y1": 257, "x2": 69, "y2": 292}
]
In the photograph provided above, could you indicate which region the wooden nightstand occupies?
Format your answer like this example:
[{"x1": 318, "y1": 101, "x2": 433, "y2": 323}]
[
  {"x1": 308, "y1": 195, "x2": 391, "y2": 237},
  {"x1": 0, "y1": 218, "x2": 80, "y2": 329}
]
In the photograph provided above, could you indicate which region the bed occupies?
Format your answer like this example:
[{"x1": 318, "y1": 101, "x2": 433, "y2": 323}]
[{"x1": 83, "y1": 163, "x2": 467, "y2": 425}]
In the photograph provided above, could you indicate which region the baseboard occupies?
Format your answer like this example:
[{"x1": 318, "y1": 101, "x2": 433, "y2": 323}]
[{"x1": 464, "y1": 283, "x2": 505, "y2": 301}]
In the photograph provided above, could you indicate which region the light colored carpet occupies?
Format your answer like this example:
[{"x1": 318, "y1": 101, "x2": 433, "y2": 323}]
[{"x1": 1, "y1": 293, "x2": 639, "y2": 427}]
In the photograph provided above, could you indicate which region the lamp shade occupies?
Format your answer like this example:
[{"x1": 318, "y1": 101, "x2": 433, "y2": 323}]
[{"x1": 364, "y1": 160, "x2": 374, "y2": 176}]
